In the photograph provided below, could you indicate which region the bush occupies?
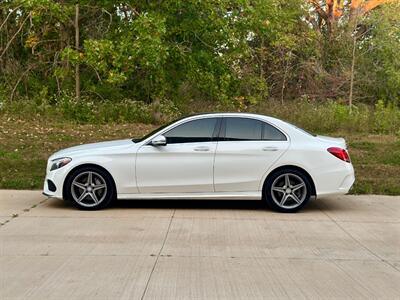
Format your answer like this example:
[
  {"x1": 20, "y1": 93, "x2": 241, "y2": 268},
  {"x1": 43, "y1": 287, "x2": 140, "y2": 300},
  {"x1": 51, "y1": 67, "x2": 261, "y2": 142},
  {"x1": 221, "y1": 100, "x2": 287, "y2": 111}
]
[
  {"x1": 1, "y1": 96, "x2": 399, "y2": 135},
  {"x1": 0, "y1": 93, "x2": 179, "y2": 125},
  {"x1": 373, "y1": 100, "x2": 400, "y2": 134},
  {"x1": 250, "y1": 100, "x2": 374, "y2": 134}
]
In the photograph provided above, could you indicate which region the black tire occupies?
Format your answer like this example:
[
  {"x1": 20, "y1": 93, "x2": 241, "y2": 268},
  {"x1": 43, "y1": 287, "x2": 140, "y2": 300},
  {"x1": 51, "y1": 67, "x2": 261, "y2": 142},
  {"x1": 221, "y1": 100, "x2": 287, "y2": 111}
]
[
  {"x1": 263, "y1": 168, "x2": 312, "y2": 213},
  {"x1": 64, "y1": 166, "x2": 115, "y2": 210}
]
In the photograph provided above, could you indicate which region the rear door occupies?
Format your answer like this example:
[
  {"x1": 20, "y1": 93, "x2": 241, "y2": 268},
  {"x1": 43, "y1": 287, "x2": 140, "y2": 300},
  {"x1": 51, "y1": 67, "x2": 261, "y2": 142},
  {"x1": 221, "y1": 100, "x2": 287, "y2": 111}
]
[{"x1": 214, "y1": 117, "x2": 289, "y2": 192}]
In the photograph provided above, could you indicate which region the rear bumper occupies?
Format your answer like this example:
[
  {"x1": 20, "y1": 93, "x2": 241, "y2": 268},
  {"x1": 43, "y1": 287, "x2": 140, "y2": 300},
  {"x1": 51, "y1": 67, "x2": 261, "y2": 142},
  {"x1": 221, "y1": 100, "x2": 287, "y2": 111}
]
[
  {"x1": 337, "y1": 172, "x2": 355, "y2": 193},
  {"x1": 314, "y1": 162, "x2": 355, "y2": 196}
]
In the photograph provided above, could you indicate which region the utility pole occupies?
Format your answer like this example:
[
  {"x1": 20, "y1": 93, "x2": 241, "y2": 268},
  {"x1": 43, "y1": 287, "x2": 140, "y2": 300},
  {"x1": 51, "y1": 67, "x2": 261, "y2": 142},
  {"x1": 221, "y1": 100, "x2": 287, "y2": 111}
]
[
  {"x1": 349, "y1": 9, "x2": 361, "y2": 112},
  {"x1": 75, "y1": 4, "x2": 80, "y2": 101}
]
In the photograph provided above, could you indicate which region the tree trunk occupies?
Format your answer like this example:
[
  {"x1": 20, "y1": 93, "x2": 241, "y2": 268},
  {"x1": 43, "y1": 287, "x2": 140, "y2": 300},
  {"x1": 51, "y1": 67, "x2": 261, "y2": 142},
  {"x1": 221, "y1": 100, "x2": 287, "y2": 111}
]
[
  {"x1": 349, "y1": 35, "x2": 356, "y2": 111},
  {"x1": 348, "y1": 17, "x2": 359, "y2": 111},
  {"x1": 75, "y1": 4, "x2": 80, "y2": 101}
]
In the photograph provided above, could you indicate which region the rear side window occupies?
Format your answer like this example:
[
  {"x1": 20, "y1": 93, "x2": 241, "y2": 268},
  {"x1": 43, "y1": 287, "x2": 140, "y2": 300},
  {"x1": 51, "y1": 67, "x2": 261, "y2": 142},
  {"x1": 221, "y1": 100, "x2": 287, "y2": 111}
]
[
  {"x1": 164, "y1": 118, "x2": 218, "y2": 144},
  {"x1": 263, "y1": 123, "x2": 287, "y2": 141},
  {"x1": 223, "y1": 117, "x2": 286, "y2": 141}
]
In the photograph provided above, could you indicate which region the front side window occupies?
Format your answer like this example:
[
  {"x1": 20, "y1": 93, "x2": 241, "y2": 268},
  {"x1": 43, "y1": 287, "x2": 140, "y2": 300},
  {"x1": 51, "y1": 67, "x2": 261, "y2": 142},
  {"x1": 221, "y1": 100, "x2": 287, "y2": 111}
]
[
  {"x1": 223, "y1": 117, "x2": 287, "y2": 141},
  {"x1": 164, "y1": 118, "x2": 218, "y2": 144}
]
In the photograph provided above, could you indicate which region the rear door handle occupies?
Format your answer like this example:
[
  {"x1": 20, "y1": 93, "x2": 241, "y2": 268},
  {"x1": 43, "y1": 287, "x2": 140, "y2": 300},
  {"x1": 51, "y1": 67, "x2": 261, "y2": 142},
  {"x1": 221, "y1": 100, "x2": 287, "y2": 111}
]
[
  {"x1": 262, "y1": 146, "x2": 278, "y2": 151},
  {"x1": 194, "y1": 146, "x2": 210, "y2": 152}
]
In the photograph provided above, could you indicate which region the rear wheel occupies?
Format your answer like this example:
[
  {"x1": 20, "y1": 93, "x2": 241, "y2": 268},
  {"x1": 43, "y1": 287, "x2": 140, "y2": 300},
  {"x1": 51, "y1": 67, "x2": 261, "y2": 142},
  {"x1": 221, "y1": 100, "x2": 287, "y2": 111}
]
[
  {"x1": 65, "y1": 166, "x2": 115, "y2": 210},
  {"x1": 264, "y1": 168, "x2": 311, "y2": 213}
]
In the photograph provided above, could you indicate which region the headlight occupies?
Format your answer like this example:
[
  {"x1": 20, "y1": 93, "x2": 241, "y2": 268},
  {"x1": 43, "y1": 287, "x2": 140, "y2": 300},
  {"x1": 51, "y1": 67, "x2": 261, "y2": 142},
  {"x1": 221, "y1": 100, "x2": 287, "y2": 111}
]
[{"x1": 50, "y1": 157, "x2": 72, "y2": 171}]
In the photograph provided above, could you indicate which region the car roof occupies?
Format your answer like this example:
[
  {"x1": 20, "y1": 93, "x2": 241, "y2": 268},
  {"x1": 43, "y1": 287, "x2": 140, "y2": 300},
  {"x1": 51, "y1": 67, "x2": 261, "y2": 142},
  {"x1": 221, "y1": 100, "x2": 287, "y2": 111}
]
[
  {"x1": 184, "y1": 112, "x2": 270, "y2": 118},
  {"x1": 183, "y1": 112, "x2": 281, "y2": 123}
]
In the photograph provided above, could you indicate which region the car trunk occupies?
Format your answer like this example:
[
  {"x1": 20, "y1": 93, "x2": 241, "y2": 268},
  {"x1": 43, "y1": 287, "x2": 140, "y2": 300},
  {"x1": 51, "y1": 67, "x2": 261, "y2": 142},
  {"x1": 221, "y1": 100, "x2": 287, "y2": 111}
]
[{"x1": 316, "y1": 135, "x2": 347, "y2": 149}]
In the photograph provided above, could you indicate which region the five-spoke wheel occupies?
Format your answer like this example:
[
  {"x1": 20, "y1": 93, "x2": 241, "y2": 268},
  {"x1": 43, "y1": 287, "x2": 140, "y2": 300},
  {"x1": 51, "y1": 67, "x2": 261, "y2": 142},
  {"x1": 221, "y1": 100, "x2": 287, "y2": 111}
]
[
  {"x1": 264, "y1": 169, "x2": 311, "y2": 212},
  {"x1": 65, "y1": 166, "x2": 115, "y2": 210},
  {"x1": 71, "y1": 171, "x2": 107, "y2": 208}
]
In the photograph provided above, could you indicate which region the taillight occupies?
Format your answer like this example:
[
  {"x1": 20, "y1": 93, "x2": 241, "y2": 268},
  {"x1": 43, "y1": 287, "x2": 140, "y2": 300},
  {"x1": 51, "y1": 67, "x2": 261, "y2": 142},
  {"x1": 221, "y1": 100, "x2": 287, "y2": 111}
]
[{"x1": 327, "y1": 147, "x2": 351, "y2": 163}]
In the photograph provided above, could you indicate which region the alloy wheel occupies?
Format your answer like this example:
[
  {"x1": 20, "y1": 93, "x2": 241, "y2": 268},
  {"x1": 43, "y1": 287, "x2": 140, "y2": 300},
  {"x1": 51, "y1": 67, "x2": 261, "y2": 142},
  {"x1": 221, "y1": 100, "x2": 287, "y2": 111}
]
[
  {"x1": 271, "y1": 173, "x2": 307, "y2": 209},
  {"x1": 71, "y1": 171, "x2": 107, "y2": 208}
]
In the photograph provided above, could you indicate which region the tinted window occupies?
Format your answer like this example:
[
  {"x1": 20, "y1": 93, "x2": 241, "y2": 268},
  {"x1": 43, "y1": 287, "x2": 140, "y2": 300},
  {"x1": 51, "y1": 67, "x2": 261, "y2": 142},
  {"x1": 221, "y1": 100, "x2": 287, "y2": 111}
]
[
  {"x1": 224, "y1": 118, "x2": 262, "y2": 141},
  {"x1": 164, "y1": 118, "x2": 218, "y2": 144},
  {"x1": 133, "y1": 117, "x2": 184, "y2": 143},
  {"x1": 223, "y1": 118, "x2": 287, "y2": 141},
  {"x1": 263, "y1": 123, "x2": 287, "y2": 141}
]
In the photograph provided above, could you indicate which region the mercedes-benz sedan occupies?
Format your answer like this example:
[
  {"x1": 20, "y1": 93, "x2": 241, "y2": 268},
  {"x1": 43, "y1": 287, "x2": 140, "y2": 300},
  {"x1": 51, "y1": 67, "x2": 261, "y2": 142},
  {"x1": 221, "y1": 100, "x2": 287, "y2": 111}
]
[{"x1": 43, "y1": 113, "x2": 355, "y2": 212}]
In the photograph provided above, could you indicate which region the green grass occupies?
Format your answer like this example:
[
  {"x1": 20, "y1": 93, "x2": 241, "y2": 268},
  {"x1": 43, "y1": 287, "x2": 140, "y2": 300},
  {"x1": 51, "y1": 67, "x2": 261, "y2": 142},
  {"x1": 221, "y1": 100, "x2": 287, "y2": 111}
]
[
  {"x1": 346, "y1": 135, "x2": 400, "y2": 195},
  {"x1": 0, "y1": 112, "x2": 399, "y2": 194},
  {"x1": 0, "y1": 117, "x2": 155, "y2": 190}
]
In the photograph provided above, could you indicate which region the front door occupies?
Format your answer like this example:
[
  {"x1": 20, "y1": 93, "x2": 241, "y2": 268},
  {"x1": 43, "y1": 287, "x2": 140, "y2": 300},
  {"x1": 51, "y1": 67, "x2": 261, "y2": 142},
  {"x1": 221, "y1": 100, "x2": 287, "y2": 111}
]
[{"x1": 136, "y1": 117, "x2": 220, "y2": 193}]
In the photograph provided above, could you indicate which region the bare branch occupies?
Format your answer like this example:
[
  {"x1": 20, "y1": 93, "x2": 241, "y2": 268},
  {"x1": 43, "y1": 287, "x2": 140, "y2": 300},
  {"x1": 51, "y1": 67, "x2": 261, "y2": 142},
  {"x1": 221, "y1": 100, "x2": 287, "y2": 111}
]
[
  {"x1": 102, "y1": 8, "x2": 113, "y2": 33},
  {"x1": 10, "y1": 65, "x2": 32, "y2": 102},
  {"x1": 0, "y1": 13, "x2": 29, "y2": 59},
  {"x1": 0, "y1": 5, "x2": 22, "y2": 32},
  {"x1": 309, "y1": 0, "x2": 328, "y2": 20}
]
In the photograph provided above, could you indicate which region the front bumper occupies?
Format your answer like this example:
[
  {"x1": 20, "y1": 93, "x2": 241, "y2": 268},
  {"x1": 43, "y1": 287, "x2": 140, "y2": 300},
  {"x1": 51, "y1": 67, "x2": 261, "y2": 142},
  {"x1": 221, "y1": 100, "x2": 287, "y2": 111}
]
[{"x1": 43, "y1": 165, "x2": 71, "y2": 199}]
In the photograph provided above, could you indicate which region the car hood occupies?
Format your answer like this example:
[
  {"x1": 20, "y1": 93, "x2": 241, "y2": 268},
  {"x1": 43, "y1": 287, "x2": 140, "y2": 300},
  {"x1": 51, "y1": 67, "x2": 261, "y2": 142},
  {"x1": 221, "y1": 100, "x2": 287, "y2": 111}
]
[
  {"x1": 50, "y1": 139, "x2": 135, "y2": 159},
  {"x1": 316, "y1": 135, "x2": 347, "y2": 148}
]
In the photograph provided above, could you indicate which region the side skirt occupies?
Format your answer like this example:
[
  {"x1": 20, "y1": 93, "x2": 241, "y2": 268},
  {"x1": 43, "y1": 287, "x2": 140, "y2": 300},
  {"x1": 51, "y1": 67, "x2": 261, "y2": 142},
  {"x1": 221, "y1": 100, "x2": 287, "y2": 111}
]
[{"x1": 117, "y1": 191, "x2": 262, "y2": 200}]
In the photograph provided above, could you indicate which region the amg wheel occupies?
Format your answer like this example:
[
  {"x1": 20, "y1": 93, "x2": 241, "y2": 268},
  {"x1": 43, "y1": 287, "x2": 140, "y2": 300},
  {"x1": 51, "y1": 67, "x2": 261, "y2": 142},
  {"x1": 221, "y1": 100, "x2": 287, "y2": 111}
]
[
  {"x1": 264, "y1": 168, "x2": 312, "y2": 213},
  {"x1": 65, "y1": 166, "x2": 115, "y2": 210}
]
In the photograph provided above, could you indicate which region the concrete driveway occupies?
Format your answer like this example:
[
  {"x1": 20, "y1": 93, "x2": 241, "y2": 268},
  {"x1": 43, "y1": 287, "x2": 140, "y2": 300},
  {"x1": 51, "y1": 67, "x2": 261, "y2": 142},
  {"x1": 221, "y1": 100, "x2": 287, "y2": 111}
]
[{"x1": 0, "y1": 190, "x2": 399, "y2": 299}]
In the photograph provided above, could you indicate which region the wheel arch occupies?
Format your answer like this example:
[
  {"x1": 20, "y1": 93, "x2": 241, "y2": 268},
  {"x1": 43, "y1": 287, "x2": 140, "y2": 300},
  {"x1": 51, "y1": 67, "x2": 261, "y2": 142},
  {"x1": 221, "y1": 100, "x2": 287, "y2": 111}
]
[
  {"x1": 262, "y1": 165, "x2": 316, "y2": 196},
  {"x1": 62, "y1": 163, "x2": 117, "y2": 200}
]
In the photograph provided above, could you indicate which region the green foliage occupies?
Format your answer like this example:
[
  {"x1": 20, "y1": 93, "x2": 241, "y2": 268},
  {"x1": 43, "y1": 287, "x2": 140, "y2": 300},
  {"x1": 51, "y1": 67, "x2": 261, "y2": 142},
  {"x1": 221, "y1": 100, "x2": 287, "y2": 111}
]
[
  {"x1": 358, "y1": 2, "x2": 400, "y2": 104},
  {"x1": 0, "y1": 0, "x2": 306, "y2": 107},
  {"x1": 0, "y1": 0, "x2": 399, "y2": 109},
  {"x1": 79, "y1": 13, "x2": 168, "y2": 91},
  {"x1": 373, "y1": 100, "x2": 400, "y2": 134},
  {"x1": 248, "y1": 99, "x2": 396, "y2": 136},
  {"x1": 0, "y1": 92, "x2": 180, "y2": 124},
  {"x1": 2, "y1": 95, "x2": 399, "y2": 136}
]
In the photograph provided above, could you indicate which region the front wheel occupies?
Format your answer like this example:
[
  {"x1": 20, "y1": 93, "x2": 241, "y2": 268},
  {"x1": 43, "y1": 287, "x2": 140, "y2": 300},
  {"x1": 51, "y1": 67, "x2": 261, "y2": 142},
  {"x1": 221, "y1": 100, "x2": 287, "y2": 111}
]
[
  {"x1": 65, "y1": 167, "x2": 115, "y2": 210},
  {"x1": 264, "y1": 169, "x2": 311, "y2": 213}
]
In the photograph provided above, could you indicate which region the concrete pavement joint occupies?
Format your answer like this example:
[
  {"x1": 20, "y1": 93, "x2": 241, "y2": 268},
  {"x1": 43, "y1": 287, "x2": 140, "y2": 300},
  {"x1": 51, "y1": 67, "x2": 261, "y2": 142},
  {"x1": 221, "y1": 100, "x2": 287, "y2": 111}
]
[
  {"x1": 387, "y1": 261, "x2": 400, "y2": 272},
  {"x1": 16, "y1": 215, "x2": 174, "y2": 219},
  {"x1": 0, "y1": 198, "x2": 48, "y2": 229},
  {"x1": 317, "y1": 202, "x2": 400, "y2": 273},
  {"x1": 10, "y1": 213, "x2": 400, "y2": 223},
  {"x1": 331, "y1": 259, "x2": 381, "y2": 297},
  {"x1": 140, "y1": 208, "x2": 176, "y2": 300},
  {"x1": 0, "y1": 253, "x2": 388, "y2": 261}
]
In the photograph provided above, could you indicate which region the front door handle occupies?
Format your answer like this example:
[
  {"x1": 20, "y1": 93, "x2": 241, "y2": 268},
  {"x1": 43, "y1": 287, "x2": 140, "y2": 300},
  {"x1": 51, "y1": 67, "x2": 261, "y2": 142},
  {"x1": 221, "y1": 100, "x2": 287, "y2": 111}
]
[
  {"x1": 262, "y1": 146, "x2": 278, "y2": 151},
  {"x1": 193, "y1": 146, "x2": 210, "y2": 152}
]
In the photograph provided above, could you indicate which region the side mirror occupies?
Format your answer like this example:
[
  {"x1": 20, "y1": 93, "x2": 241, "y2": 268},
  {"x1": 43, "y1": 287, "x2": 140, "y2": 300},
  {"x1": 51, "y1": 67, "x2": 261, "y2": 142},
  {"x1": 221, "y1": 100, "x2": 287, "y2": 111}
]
[{"x1": 151, "y1": 135, "x2": 167, "y2": 146}]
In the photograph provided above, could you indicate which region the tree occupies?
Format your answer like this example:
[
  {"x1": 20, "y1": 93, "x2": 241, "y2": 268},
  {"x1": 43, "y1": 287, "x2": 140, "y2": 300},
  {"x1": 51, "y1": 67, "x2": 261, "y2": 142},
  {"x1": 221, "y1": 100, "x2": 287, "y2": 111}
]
[
  {"x1": 0, "y1": 0, "x2": 398, "y2": 107},
  {"x1": 308, "y1": 0, "x2": 396, "y2": 34},
  {"x1": 357, "y1": 1, "x2": 400, "y2": 103}
]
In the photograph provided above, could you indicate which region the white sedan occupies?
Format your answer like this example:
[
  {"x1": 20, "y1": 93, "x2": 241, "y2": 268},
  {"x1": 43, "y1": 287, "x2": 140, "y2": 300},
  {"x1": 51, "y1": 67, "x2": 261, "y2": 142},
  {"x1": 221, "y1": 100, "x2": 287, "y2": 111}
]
[{"x1": 43, "y1": 113, "x2": 355, "y2": 212}]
